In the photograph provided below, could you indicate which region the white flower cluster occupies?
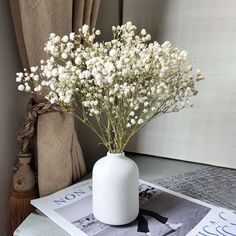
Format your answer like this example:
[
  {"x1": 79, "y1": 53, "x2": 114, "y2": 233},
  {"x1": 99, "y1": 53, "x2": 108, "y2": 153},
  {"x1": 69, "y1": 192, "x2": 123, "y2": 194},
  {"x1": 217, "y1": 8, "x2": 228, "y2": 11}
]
[{"x1": 16, "y1": 22, "x2": 204, "y2": 152}]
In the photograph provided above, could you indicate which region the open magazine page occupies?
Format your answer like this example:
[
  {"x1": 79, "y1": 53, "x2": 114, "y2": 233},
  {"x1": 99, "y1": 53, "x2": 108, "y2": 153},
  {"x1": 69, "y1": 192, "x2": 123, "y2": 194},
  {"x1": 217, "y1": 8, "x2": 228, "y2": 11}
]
[{"x1": 31, "y1": 179, "x2": 236, "y2": 236}]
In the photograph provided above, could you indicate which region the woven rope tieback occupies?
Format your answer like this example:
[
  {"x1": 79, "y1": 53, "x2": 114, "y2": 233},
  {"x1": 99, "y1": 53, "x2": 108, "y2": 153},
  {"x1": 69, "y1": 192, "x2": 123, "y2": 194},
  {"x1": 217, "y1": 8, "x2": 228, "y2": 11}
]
[{"x1": 18, "y1": 98, "x2": 69, "y2": 154}]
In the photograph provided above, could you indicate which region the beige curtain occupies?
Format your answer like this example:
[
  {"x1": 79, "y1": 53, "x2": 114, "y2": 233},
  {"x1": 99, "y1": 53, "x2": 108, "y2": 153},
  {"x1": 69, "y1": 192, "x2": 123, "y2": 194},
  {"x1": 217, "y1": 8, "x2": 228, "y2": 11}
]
[{"x1": 10, "y1": 0, "x2": 100, "y2": 196}]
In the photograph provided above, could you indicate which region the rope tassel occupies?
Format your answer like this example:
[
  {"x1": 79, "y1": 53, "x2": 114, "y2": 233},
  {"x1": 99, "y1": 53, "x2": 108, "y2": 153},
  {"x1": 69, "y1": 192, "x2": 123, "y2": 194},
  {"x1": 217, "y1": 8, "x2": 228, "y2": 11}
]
[
  {"x1": 18, "y1": 98, "x2": 68, "y2": 154},
  {"x1": 8, "y1": 188, "x2": 38, "y2": 236}
]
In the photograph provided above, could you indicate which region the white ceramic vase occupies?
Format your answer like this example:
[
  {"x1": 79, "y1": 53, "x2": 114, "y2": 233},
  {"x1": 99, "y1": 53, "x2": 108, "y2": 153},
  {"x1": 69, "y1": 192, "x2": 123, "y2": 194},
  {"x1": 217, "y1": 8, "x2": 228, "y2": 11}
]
[{"x1": 92, "y1": 152, "x2": 139, "y2": 225}]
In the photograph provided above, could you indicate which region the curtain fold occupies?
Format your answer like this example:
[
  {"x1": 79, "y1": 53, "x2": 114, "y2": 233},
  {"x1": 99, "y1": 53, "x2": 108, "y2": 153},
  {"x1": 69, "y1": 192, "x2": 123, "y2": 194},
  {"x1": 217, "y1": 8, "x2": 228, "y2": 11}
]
[
  {"x1": 10, "y1": 0, "x2": 100, "y2": 196},
  {"x1": 73, "y1": 0, "x2": 100, "y2": 31}
]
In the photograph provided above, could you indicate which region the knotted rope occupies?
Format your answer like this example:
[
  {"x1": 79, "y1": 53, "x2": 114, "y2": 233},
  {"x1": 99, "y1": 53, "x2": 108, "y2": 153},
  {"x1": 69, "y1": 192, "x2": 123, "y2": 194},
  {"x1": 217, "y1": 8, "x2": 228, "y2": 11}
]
[{"x1": 18, "y1": 98, "x2": 69, "y2": 154}]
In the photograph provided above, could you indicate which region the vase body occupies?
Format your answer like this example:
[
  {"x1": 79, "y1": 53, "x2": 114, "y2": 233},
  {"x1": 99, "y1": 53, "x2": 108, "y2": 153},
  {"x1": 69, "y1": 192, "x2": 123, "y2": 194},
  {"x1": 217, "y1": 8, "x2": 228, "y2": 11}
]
[
  {"x1": 13, "y1": 154, "x2": 35, "y2": 192},
  {"x1": 92, "y1": 152, "x2": 139, "y2": 225}
]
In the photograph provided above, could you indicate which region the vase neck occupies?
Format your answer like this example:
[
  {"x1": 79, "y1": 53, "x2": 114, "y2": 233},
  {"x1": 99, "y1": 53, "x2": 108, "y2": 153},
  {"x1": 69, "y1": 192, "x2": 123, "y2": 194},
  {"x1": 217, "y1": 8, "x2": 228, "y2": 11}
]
[
  {"x1": 107, "y1": 152, "x2": 125, "y2": 158},
  {"x1": 19, "y1": 157, "x2": 31, "y2": 165}
]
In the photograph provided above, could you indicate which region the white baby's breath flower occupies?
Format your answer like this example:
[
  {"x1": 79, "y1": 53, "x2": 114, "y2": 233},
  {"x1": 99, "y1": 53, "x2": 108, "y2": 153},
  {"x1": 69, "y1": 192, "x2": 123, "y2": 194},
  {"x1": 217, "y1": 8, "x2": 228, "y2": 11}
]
[
  {"x1": 55, "y1": 36, "x2": 60, "y2": 42},
  {"x1": 138, "y1": 119, "x2": 144, "y2": 124},
  {"x1": 104, "y1": 62, "x2": 115, "y2": 73},
  {"x1": 127, "y1": 123, "x2": 131, "y2": 128},
  {"x1": 41, "y1": 80, "x2": 46, "y2": 86},
  {"x1": 45, "y1": 70, "x2": 52, "y2": 78},
  {"x1": 16, "y1": 72, "x2": 23, "y2": 77},
  {"x1": 196, "y1": 69, "x2": 201, "y2": 75},
  {"x1": 89, "y1": 35, "x2": 95, "y2": 41},
  {"x1": 50, "y1": 98, "x2": 56, "y2": 104},
  {"x1": 18, "y1": 84, "x2": 25, "y2": 91},
  {"x1": 70, "y1": 32, "x2": 75, "y2": 40},
  {"x1": 33, "y1": 75, "x2": 39, "y2": 82},
  {"x1": 109, "y1": 97, "x2": 114, "y2": 103},
  {"x1": 146, "y1": 34, "x2": 151, "y2": 41},
  {"x1": 25, "y1": 85, "x2": 31, "y2": 92},
  {"x1": 64, "y1": 96, "x2": 71, "y2": 103},
  {"x1": 141, "y1": 29, "x2": 146, "y2": 35},
  {"x1": 107, "y1": 77, "x2": 113, "y2": 84},
  {"x1": 109, "y1": 49, "x2": 117, "y2": 57},
  {"x1": 95, "y1": 30, "x2": 101, "y2": 35},
  {"x1": 50, "y1": 83, "x2": 56, "y2": 91},
  {"x1": 159, "y1": 72, "x2": 164, "y2": 78},
  {"x1": 82, "y1": 24, "x2": 89, "y2": 33},
  {"x1": 15, "y1": 22, "x2": 203, "y2": 153},
  {"x1": 129, "y1": 111, "x2": 135, "y2": 116},
  {"x1": 75, "y1": 57, "x2": 82, "y2": 65},
  {"x1": 122, "y1": 69, "x2": 128, "y2": 77},
  {"x1": 34, "y1": 85, "x2": 42, "y2": 92},
  {"x1": 83, "y1": 101, "x2": 90, "y2": 107},
  {"x1": 62, "y1": 35, "x2": 69, "y2": 43},
  {"x1": 84, "y1": 70, "x2": 91, "y2": 79},
  {"x1": 94, "y1": 110, "x2": 99, "y2": 115},
  {"x1": 131, "y1": 119, "x2": 136, "y2": 124},
  {"x1": 52, "y1": 68, "x2": 58, "y2": 77},
  {"x1": 16, "y1": 77, "x2": 22, "y2": 82},
  {"x1": 49, "y1": 33, "x2": 56, "y2": 38},
  {"x1": 30, "y1": 66, "x2": 38, "y2": 73},
  {"x1": 61, "y1": 53, "x2": 68, "y2": 59}
]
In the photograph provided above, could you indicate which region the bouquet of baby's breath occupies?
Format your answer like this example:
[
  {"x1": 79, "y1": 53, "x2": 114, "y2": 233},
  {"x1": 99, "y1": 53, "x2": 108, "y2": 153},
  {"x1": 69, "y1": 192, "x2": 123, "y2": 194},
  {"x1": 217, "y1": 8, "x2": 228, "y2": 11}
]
[{"x1": 16, "y1": 22, "x2": 204, "y2": 153}]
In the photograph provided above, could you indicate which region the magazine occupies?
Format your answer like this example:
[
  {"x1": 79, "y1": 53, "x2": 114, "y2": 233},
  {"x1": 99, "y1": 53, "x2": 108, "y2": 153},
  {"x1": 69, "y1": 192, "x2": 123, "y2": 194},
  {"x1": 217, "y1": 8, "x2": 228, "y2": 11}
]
[{"x1": 31, "y1": 179, "x2": 236, "y2": 236}]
